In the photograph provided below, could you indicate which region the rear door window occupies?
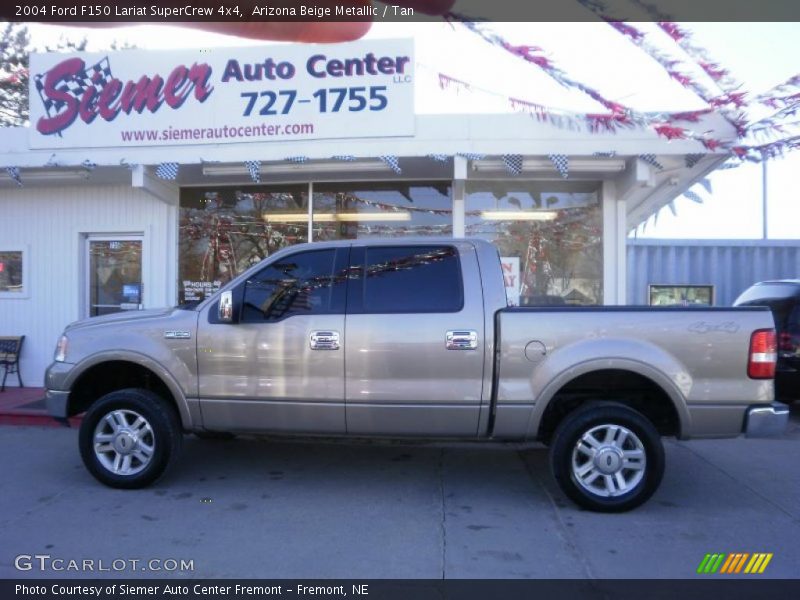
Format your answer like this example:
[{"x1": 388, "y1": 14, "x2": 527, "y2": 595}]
[{"x1": 348, "y1": 245, "x2": 463, "y2": 314}]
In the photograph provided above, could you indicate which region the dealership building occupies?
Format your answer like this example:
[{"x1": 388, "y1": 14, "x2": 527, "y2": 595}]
[{"x1": 0, "y1": 38, "x2": 735, "y2": 386}]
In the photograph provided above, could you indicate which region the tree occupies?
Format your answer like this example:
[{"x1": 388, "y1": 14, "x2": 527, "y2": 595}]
[
  {"x1": 0, "y1": 23, "x2": 31, "y2": 127},
  {"x1": 0, "y1": 23, "x2": 134, "y2": 128}
]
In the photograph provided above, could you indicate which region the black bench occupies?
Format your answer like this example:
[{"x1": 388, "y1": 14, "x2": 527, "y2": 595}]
[{"x1": 0, "y1": 335, "x2": 24, "y2": 392}]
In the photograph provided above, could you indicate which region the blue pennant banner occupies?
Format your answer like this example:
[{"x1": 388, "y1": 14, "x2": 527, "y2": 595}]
[
  {"x1": 245, "y1": 160, "x2": 261, "y2": 183},
  {"x1": 548, "y1": 154, "x2": 570, "y2": 179},
  {"x1": 5, "y1": 166, "x2": 22, "y2": 187},
  {"x1": 155, "y1": 162, "x2": 179, "y2": 180},
  {"x1": 379, "y1": 155, "x2": 402, "y2": 174},
  {"x1": 502, "y1": 154, "x2": 524, "y2": 175}
]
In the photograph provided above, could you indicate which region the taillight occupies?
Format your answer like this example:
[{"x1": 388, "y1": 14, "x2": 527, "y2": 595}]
[{"x1": 748, "y1": 329, "x2": 777, "y2": 379}]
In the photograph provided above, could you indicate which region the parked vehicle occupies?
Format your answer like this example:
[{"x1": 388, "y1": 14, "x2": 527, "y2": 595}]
[
  {"x1": 734, "y1": 279, "x2": 800, "y2": 402},
  {"x1": 46, "y1": 239, "x2": 788, "y2": 511}
]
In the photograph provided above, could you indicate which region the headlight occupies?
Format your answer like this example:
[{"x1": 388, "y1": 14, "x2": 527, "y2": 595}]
[{"x1": 54, "y1": 335, "x2": 69, "y2": 362}]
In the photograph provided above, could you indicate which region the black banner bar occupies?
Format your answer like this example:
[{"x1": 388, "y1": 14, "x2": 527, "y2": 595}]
[
  {"x1": 4, "y1": 579, "x2": 800, "y2": 600},
  {"x1": 4, "y1": 0, "x2": 800, "y2": 23}
]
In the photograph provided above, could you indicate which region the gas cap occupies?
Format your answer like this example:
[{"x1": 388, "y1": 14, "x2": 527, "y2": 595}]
[{"x1": 524, "y1": 340, "x2": 547, "y2": 362}]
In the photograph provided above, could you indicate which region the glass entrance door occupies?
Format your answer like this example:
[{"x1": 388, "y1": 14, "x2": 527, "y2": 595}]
[{"x1": 86, "y1": 237, "x2": 143, "y2": 317}]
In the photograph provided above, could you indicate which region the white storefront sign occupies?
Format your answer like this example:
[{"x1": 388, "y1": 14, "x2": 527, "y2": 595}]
[
  {"x1": 29, "y1": 38, "x2": 415, "y2": 149},
  {"x1": 500, "y1": 256, "x2": 521, "y2": 306}
]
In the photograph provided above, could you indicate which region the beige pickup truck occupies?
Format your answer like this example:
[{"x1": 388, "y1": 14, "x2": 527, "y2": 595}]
[{"x1": 46, "y1": 239, "x2": 788, "y2": 511}]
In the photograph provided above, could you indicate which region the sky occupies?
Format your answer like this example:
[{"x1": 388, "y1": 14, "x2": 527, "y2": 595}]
[{"x1": 25, "y1": 20, "x2": 800, "y2": 240}]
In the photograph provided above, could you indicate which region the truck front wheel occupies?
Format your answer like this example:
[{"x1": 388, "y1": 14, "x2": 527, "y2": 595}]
[
  {"x1": 78, "y1": 388, "x2": 182, "y2": 489},
  {"x1": 549, "y1": 403, "x2": 665, "y2": 512}
]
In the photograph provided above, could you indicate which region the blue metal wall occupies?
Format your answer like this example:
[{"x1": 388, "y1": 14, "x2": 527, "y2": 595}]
[{"x1": 627, "y1": 240, "x2": 800, "y2": 306}]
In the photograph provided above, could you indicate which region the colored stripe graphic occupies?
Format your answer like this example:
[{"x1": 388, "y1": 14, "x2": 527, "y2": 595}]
[
  {"x1": 734, "y1": 553, "x2": 750, "y2": 573},
  {"x1": 700, "y1": 553, "x2": 774, "y2": 575},
  {"x1": 697, "y1": 554, "x2": 712, "y2": 574},
  {"x1": 759, "y1": 553, "x2": 773, "y2": 573},
  {"x1": 720, "y1": 554, "x2": 736, "y2": 574}
]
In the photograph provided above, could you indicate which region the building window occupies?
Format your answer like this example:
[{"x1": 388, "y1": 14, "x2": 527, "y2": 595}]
[
  {"x1": 179, "y1": 186, "x2": 308, "y2": 303},
  {"x1": 466, "y1": 181, "x2": 603, "y2": 306},
  {"x1": 649, "y1": 285, "x2": 714, "y2": 306},
  {"x1": 0, "y1": 250, "x2": 25, "y2": 297},
  {"x1": 312, "y1": 182, "x2": 452, "y2": 241}
]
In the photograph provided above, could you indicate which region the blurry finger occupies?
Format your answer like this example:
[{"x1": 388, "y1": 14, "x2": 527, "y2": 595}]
[{"x1": 181, "y1": 21, "x2": 373, "y2": 42}]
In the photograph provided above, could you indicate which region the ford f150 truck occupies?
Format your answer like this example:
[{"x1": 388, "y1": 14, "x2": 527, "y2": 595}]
[{"x1": 45, "y1": 239, "x2": 789, "y2": 511}]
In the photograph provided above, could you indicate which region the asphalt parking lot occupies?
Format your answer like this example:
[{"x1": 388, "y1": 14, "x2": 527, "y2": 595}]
[{"x1": 1, "y1": 406, "x2": 799, "y2": 580}]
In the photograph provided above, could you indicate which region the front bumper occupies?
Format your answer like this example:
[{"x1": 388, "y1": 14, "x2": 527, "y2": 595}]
[
  {"x1": 744, "y1": 403, "x2": 790, "y2": 438},
  {"x1": 46, "y1": 389, "x2": 70, "y2": 418}
]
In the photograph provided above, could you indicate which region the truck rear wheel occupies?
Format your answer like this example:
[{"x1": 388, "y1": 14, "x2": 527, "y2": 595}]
[
  {"x1": 549, "y1": 403, "x2": 664, "y2": 512},
  {"x1": 78, "y1": 388, "x2": 182, "y2": 489}
]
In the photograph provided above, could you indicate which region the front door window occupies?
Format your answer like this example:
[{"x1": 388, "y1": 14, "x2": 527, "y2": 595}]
[{"x1": 87, "y1": 238, "x2": 143, "y2": 317}]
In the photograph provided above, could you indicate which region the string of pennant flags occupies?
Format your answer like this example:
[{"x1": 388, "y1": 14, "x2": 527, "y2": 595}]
[
  {"x1": 432, "y1": 65, "x2": 800, "y2": 161},
  {"x1": 442, "y1": 16, "x2": 800, "y2": 159},
  {"x1": 597, "y1": 20, "x2": 748, "y2": 134},
  {"x1": 432, "y1": 65, "x2": 718, "y2": 141},
  {"x1": 7, "y1": 21, "x2": 795, "y2": 192},
  {"x1": 572, "y1": 2, "x2": 748, "y2": 117},
  {"x1": 1, "y1": 150, "x2": 717, "y2": 188},
  {"x1": 152, "y1": 152, "x2": 685, "y2": 183}
]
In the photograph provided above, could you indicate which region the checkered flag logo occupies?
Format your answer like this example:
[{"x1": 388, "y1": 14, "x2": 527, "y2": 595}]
[
  {"x1": 34, "y1": 57, "x2": 114, "y2": 134},
  {"x1": 639, "y1": 154, "x2": 664, "y2": 170},
  {"x1": 5, "y1": 167, "x2": 22, "y2": 187},
  {"x1": 457, "y1": 152, "x2": 486, "y2": 161},
  {"x1": 502, "y1": 154, "x2": 524, "y2": 175},
  {"x1": 155, "y1": 162, "x2": 179, "y2": 180},
  {"x1": 245, "y1": 160, "x2": 261, "y2": 183},
  {"x1": 380, "y1": 155, "x2": 402, "y2": 174},
  {"x1": 548, "y1": 154, "x2": 570, "y2": 179}
]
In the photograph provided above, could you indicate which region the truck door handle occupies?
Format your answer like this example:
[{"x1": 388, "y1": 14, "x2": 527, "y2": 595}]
[
  {"x1": 310, "y1": 330, "x2": 340, "y2": 350},
  {"x1": 446, "y1": 330, "x2": 478, "y2": 350}
]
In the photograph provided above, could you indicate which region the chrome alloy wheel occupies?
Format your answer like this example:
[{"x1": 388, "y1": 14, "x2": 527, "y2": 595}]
[
  {"x1": 93, "y1": 409, "x2": 155, "y2": 476},
  {"x1": 571, "y1": 424, "x2": 646, "y2": 497}
]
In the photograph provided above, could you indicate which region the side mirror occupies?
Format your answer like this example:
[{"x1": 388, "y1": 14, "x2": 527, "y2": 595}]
[{"x1": 218, "y1": 290, "x2": 234, "y2": 323}]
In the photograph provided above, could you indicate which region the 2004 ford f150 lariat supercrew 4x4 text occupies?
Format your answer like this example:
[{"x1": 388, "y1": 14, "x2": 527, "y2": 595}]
[{"x1": 45, "y1": 239, "x2": 789, "y2": 511}]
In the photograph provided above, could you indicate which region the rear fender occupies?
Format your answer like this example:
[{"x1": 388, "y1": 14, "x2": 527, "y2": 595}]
[{"x1": 521, "y1": 339, "x2": 692, "y2": 440}]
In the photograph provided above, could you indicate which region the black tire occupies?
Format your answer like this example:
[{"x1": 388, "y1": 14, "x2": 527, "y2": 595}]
[
  {"x1": 79, "y1": 388, "x2": 182, "y2": 489},
  {"x1": 549, "y1": 402, "x2": 665, "y2": 512}
]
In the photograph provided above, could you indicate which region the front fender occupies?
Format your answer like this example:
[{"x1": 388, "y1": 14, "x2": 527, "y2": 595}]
[{"x1": 60, "y1": 350, "x2": 197, "y2": 430}]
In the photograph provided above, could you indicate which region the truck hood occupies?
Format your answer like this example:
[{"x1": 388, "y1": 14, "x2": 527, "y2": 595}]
[{"x1": 65, "y1": 307, "x2": 182, "y2": 331}]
